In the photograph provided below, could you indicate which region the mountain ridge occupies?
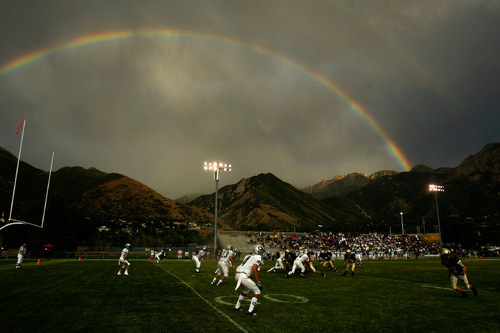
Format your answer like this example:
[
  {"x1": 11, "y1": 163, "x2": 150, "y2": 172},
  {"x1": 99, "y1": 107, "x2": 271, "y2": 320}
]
[{"x1": 1, "y1": 143, "x2": 499, "y2": 248}]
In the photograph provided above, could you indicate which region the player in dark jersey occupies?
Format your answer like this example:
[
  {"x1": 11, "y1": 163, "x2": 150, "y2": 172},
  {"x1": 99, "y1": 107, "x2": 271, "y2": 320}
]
[
  {"x1": 342, "y1": 249, "x2": 360, "y2": 277},
  {"x1": 283, "y1": 249, "x2": 296, "y2": 272},
  {"x1": 317, "y1": 249, "x2": 338, "y2": 272},
  {"x1": 441, "y1": 248, "x2": 478, "y2": 298}
]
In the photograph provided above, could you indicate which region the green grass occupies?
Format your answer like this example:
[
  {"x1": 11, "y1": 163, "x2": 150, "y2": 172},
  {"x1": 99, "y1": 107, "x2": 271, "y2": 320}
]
[{"x1": 1, "y1": 258, "x2": 499, "y2": 333}]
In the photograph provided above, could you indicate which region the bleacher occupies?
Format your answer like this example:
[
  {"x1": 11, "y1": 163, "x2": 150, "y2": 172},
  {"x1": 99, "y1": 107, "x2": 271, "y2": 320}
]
[
  {"x1": 218, "y1": 231, "x2": 255, "y2": 256},
  {"x1": 217, "y1": 230, "x2": 309, "y2": 258}
]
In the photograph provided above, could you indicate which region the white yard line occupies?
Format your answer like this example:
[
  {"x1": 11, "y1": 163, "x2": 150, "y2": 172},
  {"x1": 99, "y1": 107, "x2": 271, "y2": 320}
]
[
  {"x1": 421, "y1": 285, "x2": 451, "y2": 290},
  {"x1": 155, "y1": 263, "x2": 249, "y2": 333}
]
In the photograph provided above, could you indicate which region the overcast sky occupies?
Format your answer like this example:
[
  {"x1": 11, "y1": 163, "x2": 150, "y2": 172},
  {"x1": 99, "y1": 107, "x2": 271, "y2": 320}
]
[{"x1": 1, "y1": 0, "x2": 499, "y2": 199}]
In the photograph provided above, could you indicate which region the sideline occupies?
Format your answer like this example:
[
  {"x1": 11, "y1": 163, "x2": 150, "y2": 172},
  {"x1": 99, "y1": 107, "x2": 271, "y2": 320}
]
[{"x1": 154, "y1": 262, "x2": 249, "y2": 333}]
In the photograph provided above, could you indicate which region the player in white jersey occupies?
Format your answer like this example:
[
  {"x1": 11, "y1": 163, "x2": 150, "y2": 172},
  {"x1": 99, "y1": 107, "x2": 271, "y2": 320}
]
[
  {"x1": 212, "y1": 245, "x2": 235, "y2": 286},
  {"x1": 285, "y1": 250, "x2": 308, "y2": 278},
  {"x1": 16, "y1": 243, "x2": 27, "y2": 269},
  {"x1": 155, "y1": 250, "x2": 165, "y2": 263},
  {"x1": 192, "y1": 246, "x2": 206, "y2": 273},
  {"x1": 234, "y1": 244, "x2": 266, "y2": 316},
  {"x1": 267, "y1": 250, "x2": 285, "y2": 273},
  {"x1": 355, "y1": 250, "x2": 363, "y2": 267},
  {"x1": 117, "y1": 243, "x2": 131, "y2": 276}
]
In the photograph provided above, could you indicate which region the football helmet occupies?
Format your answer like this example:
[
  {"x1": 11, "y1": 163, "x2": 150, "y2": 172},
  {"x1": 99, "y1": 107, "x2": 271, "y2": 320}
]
[
  {"x1": 441, "y1": 248, "x2": 451, "y2": 255},
  {"x1": 346, "y1": 249, "x2": 351, "y2": 253},
  {"x1": 252, "y1": 244, "x2": 265, "y2": 255},
  {"x1": 226, "y1": 244, "x2": 234, "y2": 251},
  {"x1": 262, "y1": 251, "x2": 271, "y2": 260},
  {"x1": 125, "y1": 243, "x2": 131, "y2": 249}
]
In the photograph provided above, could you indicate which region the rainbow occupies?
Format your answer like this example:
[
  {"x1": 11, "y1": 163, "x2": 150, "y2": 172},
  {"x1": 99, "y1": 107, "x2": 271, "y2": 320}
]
[{"x1": 0, "y1": 28, "x2": 412, "y2": 171}]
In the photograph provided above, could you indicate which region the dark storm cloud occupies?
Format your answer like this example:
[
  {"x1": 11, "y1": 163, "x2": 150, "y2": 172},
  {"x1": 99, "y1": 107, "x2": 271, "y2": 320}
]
[{"x1": 1, "y1": 0, "x2": 499, "y2": 198}]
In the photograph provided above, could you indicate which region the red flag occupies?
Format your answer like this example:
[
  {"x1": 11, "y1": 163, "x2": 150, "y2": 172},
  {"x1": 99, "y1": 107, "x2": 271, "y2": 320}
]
[{"x1": 16, "y1": 119, "x2": 25, "y2": 134}]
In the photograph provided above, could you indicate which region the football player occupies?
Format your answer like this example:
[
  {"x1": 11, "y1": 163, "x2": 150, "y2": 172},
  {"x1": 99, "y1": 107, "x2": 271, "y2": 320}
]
[
  {"x1": 192, "y1": 246, "x2": 206, "y2": 273},
  {"x1": 283, "y1": 249, "x2": 296, "y2": 271},
  {"x1": 234, "y1": 244, "x2": 266, "y2": 316},
  {"x1": 267, "y1": 250, "x2": 285, "y2": 273},
  {"x1": 305, "y1": 249, "x2": 326, "y2": 277},
  {"x1": 117, "y1": 243, "x2": 131, "y2": 276},
  {"x1": 16, "y1": 243, "x2": 27, "y2": 269},
  {"x1": 342, "y1": 248, "x2": 360, "y2": 277},
  {"x1": 441, "y1": 248, "x2": 478, "y2": 298},
  {"x1": 317, "y1": 249, "x2": 338, "y2": 272},
  {"x1": 285, "y1": 249, "x2": 309, "y2": 278},
  {"x1": 212, "y1": 244, "x2": 235, "y2": 286},
  {"x1": 155, "y1": 249, "x2": 165, "y2": 263}
]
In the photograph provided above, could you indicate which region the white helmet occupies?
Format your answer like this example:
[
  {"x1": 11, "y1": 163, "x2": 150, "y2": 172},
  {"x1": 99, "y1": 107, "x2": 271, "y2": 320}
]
[
  {"x1": 226, "y1": 244, "x2": 234, "y2": 251},
  {"x1": 125, "y1": 243, "x2": 131, "y2": 249},
  {"x1": 252, "y1": 244, "x2": 265, "y2": 255}
]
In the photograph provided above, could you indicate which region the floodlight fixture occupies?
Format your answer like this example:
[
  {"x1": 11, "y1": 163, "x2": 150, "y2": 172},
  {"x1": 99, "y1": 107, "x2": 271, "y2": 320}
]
[
  {"x1": 429, "y1": 184, "x2": 444, "y2": 250},
  {"x1": 429, "y1": 184, "x2": 444, "y2": 192}
]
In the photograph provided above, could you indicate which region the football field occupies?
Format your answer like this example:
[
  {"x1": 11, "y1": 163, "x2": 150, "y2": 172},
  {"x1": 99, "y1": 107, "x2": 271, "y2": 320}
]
[{"x1": 1, "y1": 257, "x2": 499, "y2": 332}]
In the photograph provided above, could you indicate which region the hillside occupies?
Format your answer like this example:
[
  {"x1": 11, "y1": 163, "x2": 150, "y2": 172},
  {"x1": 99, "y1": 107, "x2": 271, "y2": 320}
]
[
  {"x1": 0, "y1": 148, "x2": 213, "y2": 224},
  {"x1": 189, "y1": 173, "x2": 364, "y2": 231},
  {"x1": 305, "y1": 143, "x2": 500, "y2": 244},
  {"x1": 302, "y1": 170, "x2": 399, "y2": 199},
  {"x1": 1, "y1": 143, "x2": 499, "y2": 248}
]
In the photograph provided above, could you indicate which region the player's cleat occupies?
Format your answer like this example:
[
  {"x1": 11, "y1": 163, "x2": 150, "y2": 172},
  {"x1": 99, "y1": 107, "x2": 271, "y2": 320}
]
[
  {"x1": 342, "y1": 271, "x2": 347, "y2": 276},
  {"x1": 321, "y1": 273, "x2": 326, "y2": 277},
  {"x1": 124, "y1": 271, "x2": 129, "y2": 276},
  {"x1": 472, "y1": 287, "x2": 478, "y2": 297},
  {"x1": 334, "y1": 268, "x2": 338, "y2": 272},
  {"x1": 217, "y1": 282, "x2": 222, "y2": 286},
  {"x1": 284, "y1": 274, "x2": 289, "y2": 278},
  {"x1": 246, "y1": 311, "x2": 257, "y2": 316},
  {"x1": 117, "y1": 272, "x2": 121, "y2": 275},
  {"x1": 211, "y1": 281, "x2": 215, "y2": 285},
  {"x1": 300, "y1": 273, "x2": 306, "y2": 278},
  {"x1": 233, "y1": 308, "x2": 242, "y2": 312}
]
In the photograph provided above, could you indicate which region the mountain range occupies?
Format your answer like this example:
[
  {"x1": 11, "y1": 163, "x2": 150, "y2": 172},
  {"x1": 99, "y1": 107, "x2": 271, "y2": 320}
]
[{"x1": 1, "y1": 143, "x2": 499, "y2": 247}]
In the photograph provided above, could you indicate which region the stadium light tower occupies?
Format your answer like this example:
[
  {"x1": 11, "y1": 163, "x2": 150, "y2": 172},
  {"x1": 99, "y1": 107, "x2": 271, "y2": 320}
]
[
  {"x1": 400, "y1": 212, "x2": 404, "y2": 235},
  {"x1": 203, "y1": 161, "x2": 231, "y2": 259},
  {"x1": 429, "y1": 184, "x2": 444, "y2": 250}
]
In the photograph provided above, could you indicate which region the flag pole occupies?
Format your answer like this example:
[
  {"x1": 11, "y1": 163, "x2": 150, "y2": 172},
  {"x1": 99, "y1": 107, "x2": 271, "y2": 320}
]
[
  {"x1": 41, "y1": 152, "x2": 54, "y2": 228},
  {"x1": 9, "y1": 120, "x2": 26, "y2": 221}
]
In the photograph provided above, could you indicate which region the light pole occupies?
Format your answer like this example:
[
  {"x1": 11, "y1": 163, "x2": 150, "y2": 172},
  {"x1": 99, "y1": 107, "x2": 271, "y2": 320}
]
[
  {"x1": 400, "y1": 212, "x2": 404, "y2": 235},
  {"x1": 203, "y1": 161, "x2": 231, "y2": 260},
  {"x1": 429, "y1": 184, "x2": 444, "y2": 250}
]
